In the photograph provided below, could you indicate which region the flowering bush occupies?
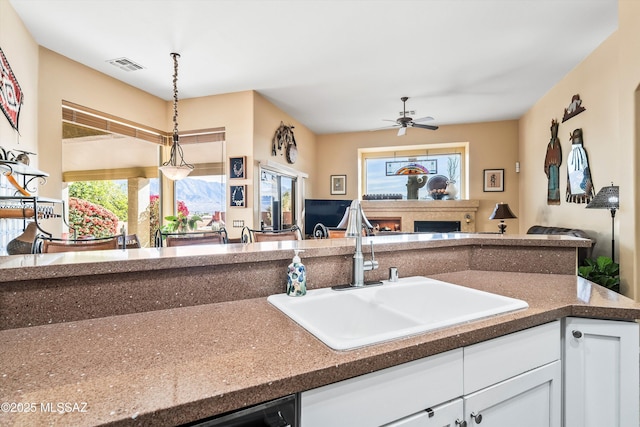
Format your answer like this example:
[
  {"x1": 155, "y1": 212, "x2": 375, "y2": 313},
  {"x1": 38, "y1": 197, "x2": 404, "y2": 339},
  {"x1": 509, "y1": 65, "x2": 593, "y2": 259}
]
[{"x1": 68, "y1": 197, "x2": 119, "y2": 237}]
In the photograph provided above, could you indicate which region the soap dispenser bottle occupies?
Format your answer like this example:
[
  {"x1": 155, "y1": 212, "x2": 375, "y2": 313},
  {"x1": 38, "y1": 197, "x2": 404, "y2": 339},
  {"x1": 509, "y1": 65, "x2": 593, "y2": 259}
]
[{"x1": 287, "y1": 249, "x2": 307, "y2": 297}]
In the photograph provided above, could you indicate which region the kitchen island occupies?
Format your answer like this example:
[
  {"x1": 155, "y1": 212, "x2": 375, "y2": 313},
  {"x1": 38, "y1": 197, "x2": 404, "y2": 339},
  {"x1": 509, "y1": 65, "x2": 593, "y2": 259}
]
[{"x1": 1, "y1": 234, "x2": 637, "y2": 426}]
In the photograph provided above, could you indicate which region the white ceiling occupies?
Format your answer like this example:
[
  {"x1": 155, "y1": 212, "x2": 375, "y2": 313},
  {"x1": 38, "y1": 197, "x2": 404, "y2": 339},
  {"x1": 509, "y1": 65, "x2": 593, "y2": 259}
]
[{"x1": 10, "y1": 0, "x2": 617, "y2": 135}]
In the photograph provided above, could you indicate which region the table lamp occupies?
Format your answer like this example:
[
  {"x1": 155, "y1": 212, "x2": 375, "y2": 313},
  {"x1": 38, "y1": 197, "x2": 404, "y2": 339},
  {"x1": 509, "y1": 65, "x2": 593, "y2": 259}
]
[{"x1": 489, "y1": 203, "x2": 517, "y2": 234}]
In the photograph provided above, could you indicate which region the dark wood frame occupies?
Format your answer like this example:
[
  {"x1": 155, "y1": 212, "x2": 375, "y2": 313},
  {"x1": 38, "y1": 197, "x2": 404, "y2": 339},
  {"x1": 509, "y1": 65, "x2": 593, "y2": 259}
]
[{"x1": 229, "y1": 156, "x2": 246, "y2": 179}]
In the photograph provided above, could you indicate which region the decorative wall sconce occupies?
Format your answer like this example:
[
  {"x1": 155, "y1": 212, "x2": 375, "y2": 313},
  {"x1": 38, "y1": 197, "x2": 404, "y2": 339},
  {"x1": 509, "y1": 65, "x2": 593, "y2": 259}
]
[
  {"x1": 489, "y1": 203, "x2": 517, "y2": 234},
  {"x1": 159, "y1": 53, "x2": 194, "y2": 181}
]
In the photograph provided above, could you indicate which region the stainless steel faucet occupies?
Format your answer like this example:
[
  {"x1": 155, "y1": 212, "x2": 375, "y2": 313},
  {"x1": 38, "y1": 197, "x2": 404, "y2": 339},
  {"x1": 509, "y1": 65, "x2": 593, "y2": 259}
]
[{"x1": 333, "y1": 200, "x2": 380, "y2": 290}]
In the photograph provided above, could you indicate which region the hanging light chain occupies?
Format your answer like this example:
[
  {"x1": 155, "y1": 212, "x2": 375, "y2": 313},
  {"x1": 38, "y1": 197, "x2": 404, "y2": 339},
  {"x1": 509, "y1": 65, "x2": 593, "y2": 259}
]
[
  {"x1": 160, "y1": 52, "x2": 193, "y2": 174},
  {"x1": 171, "y1": 52, "x2": 180, "y2": 138}
]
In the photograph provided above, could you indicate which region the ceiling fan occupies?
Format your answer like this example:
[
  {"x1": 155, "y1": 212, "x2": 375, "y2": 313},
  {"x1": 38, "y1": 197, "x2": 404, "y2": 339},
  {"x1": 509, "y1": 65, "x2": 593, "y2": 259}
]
[{"x1": 375, "y1": 97, "x2": 439, "y2": 136}]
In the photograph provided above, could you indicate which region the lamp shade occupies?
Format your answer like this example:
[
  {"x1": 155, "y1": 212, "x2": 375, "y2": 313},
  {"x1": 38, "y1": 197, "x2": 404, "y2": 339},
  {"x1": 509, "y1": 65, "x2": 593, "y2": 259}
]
[
  {"x1": 159, "y1": 164, "x2": 193, "y2": 181},
  {"x1": 489, "y1": 203, "x2": 517, "y2": 220},
  {"x1": 336, "y1": 200, "x2": 374, "y2": 233},
  {"x1": 586, "y1": 185, "x2": 619, "y2": 210}
]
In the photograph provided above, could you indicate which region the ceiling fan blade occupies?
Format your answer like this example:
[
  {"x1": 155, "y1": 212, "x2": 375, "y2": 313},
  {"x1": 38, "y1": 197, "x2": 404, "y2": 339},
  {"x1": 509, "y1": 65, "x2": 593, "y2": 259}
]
[
  {"x1": 413, "y1": 116, "x2": 434, "y2": 123},
  {"x1": 370, "y1": 124, "x2": 400, "y2": 131},
  {"x1": 412, "y1": 123, "x2": 439, "y2": 131},
  {"x1": 397, "y1": 126, "x2": 407, "y2": 136}
]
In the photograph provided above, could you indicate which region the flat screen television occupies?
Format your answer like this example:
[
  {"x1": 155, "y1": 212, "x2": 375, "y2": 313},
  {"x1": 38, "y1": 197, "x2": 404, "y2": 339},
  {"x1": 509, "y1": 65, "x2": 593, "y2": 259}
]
[{"x1": 304, "y1": 199, "x2": 352, "y2": 235}]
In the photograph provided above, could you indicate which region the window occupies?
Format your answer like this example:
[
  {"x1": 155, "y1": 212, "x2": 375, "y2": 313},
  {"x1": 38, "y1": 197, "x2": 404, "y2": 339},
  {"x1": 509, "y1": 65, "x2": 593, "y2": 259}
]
[
  {"x1": 175, "y1": 174, "x2": 226, "y2": 231},
  {"x1": 361, "y1": 143, "x2": 467, "y2": 200}
]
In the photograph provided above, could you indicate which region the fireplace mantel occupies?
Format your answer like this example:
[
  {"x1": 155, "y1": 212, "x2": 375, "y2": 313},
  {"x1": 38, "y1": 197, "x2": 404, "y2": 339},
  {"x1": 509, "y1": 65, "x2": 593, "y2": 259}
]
[{"x1": 362, "y1": 199, "x2": 480, "y2": 232}]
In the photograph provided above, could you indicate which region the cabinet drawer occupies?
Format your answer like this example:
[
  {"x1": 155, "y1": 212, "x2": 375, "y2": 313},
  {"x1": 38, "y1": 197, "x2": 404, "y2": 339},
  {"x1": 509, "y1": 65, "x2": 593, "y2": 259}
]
[
  {"x1": 464, "y1": 321, "x2": 560, "y2": 394},
  {"x1": 301, "y1": 348, "x2": 463, "y2": 427},
  {"x1": 383, "y1": 398, "x2": 463, "y2": 427}
]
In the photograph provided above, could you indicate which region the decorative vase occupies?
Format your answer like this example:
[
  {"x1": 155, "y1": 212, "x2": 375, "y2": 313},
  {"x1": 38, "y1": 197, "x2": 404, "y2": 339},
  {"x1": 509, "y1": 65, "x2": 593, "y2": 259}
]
[
  {"x1": 6, "y1": 222, "x2": 38, "y2": 255},
  {"x1": 445, "y1": 180, "x2": 459, "y2": 199}
]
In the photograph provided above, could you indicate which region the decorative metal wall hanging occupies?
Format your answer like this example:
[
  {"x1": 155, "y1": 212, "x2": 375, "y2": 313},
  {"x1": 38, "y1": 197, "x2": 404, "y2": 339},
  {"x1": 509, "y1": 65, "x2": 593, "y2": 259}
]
[
  {"x1": 544, "y1": 119, "x2": 562, "y2": 205},
  {"x1": 0, "y1": 47, "x2": 24, "y2": 131},
  {"x1": 562, "y1": 94, "x2": 586, "y2": 122},
  {"x1": 271, "y1": 121, "x2": 297, "y2": 164},
  {"x1": 566, "y1": 128, "x2": 595, "y2": 203}
]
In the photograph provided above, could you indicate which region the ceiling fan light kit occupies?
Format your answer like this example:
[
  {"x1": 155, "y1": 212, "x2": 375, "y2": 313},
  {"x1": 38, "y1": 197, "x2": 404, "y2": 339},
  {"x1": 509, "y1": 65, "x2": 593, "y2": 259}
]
[{"x1": 375, "y1": 97, "x2": 439, "y2": 136}]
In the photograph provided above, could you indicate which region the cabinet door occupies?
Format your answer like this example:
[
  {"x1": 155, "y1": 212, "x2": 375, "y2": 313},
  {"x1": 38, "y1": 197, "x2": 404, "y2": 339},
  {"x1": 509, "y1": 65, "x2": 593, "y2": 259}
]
[
  {"x1": 463, "y1": 361, "x2": 561, "y2": 427},
  {"x1": 563, "y1": 317, "x2": 639, "y2": 427},
  {"x1": 383, "y1": 399, "x2": 464, "y2": 427}
]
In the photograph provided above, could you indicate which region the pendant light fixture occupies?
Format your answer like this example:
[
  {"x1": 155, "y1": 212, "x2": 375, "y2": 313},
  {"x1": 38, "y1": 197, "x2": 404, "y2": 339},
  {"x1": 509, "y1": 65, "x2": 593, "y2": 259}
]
[{"x1": 159, "y1": 52, "x2": 194, "y2": 180}]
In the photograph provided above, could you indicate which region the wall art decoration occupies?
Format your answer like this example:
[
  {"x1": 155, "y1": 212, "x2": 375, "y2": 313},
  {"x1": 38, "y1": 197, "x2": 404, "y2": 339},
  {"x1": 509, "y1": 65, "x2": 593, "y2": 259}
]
[
  {"x1": 562, "y1": 94, "x2": 586, "y2": 122},
  {"x1": 229, "y1": 156, "x2": 246, "y2": 179},
  {"x1": 330, "y1": 175, "x2": 346, "y2": 195},
  {"x1": 483, "y1": 169, "x2": 504, "y2": 192},
  {"x1": 544, "y1": 119, "x2": 562, "y2": 205},
  {"x1": 271, "y1": 121, "x2": 297, "y2": 164},
  {"x1": 230, "y1": 185, "x2": 246, "y2": 208},
  {"x1": 566, "y1": 128, "x2": 595, "y2": 203},
  {"x1": 0, "y1": 47, "x2": 24, "y2": 131},
  {"x1": 385, "y1": 159, "x2": 437, "y2": 176}
]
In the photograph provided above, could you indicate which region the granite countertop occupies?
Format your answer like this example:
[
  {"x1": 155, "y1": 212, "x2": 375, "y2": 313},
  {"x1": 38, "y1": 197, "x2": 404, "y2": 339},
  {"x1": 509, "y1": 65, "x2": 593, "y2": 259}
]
[
  {"x1": 1, "y1": 270, "x2": 638, "y2": 427},
  {"x1": 0, "y1": 233, "x2": 591, "y2": 283}
]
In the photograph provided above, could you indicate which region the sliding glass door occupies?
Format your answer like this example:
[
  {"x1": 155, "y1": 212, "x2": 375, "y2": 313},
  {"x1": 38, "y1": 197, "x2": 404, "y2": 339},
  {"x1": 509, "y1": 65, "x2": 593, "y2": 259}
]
[{"x1": 260, "y1": 169, "x2": 296, "y2": 231}]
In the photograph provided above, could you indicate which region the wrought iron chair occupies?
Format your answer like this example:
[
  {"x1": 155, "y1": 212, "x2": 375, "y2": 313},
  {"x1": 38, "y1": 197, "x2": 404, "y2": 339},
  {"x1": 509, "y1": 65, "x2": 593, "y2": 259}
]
[
  {"x1": 118, "y1": 234, "x2": 141, "y2": 249},
  {"x1": 34, "y1": 234, "x2": 120, "y2": 254},
  {"x1": 155, "y1": 228, "x2": 228, "y2": 247},
  {"x1": 241, "y1": 225, "x2": 302, "y2": 243},
  {"x1": 312, "y1": 223, "x2": 372, "y2": 239}
]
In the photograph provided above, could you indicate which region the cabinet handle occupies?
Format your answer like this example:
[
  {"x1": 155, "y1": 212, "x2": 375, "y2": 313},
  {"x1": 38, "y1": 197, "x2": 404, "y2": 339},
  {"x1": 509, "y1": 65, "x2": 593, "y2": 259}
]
[
  {"x1": 470, "y1": 412, "x2": 483, "y2": 424},
  {"x1": 572, "y1": 330, "x2": 583, "y2": 339},
  {"x1": 455, "y1": 419, "x2": 468, "y2": 427}
]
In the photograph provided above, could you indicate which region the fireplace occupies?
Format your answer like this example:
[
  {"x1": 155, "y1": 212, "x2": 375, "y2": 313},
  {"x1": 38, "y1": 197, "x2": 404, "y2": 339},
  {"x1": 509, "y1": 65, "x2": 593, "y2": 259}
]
[
  {"x1": 414, "y1": 220, "x2": 461, "y2": 233},
  {"x1": 361, "y1": 199, "x2": 479, "y2": 233}
]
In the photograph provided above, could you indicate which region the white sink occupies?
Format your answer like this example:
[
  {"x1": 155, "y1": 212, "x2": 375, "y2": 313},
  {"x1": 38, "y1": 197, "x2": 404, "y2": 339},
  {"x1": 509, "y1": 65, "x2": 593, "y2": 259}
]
[{"x1": 267, "y1": 276, "x2": 528, "y2": 350}]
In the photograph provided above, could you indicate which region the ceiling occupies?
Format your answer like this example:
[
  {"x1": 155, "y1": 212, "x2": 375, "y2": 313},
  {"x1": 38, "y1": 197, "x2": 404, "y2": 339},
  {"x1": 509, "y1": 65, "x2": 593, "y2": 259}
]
[{"x1": 11, "y1": 0, "x2": 617, "y2": 135}]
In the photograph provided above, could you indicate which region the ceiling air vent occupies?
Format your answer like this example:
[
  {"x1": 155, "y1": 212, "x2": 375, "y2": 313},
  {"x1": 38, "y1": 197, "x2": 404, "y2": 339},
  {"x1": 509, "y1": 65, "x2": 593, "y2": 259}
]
[{"x1": 107, "y1": 57, "x2": 144, "y2": 72}]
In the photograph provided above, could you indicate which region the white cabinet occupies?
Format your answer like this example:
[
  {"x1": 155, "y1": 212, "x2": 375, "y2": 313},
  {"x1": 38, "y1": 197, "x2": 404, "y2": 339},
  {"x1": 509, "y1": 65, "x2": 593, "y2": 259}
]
[
  {"x1": 563, "y1": 317, "x2": 639, "y2": 427},
  {"x1": 302, "y1": 322, "x2": 561, "y2": 427},
  {"x1": 463, "y1": 361, "x2": 561, "y2": 426}
]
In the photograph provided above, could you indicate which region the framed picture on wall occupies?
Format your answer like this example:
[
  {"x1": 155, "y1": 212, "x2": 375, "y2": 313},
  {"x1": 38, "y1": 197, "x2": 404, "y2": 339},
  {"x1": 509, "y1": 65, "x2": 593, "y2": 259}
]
[
  {"x1": 330, "y1": 175, "x2": 347, "y2": 195},
  {"x1": 483, "y1": 169, "x2": 504, "y2": 192},
  {"x1": 230, "y1": 185, "x2": 246, "y2": 207},
  {"x1": 229, "y1": 156, "x2": 246, "y2": 179}
]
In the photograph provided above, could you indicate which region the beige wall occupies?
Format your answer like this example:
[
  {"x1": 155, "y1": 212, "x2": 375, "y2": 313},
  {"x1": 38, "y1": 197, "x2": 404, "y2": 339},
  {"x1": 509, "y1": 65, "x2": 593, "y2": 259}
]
[
  {"x1": 176, "y1": 91, "x2": 254, "y2": 239},
  {"x1": 316, "y1": 120, "x2": 520, "y2": 233},
  {"x1": 519, "y1": 0, "x2": 640, "y2": 299},
  {"x1": 252, "y1": 92, "x2": 318, "y2": 229},
  {"x1": 37, "y1": 47, "x2": 167, "y2": 201},
  {"x1": 0, "y1": 0, "x2": 39, "y2": 164}
]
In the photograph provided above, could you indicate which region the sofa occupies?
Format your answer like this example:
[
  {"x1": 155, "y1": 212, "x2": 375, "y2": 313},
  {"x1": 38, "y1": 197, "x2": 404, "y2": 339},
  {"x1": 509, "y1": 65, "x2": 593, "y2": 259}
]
[{"x1": 526, "y1": 225, "x2": 595, "y2": 266}]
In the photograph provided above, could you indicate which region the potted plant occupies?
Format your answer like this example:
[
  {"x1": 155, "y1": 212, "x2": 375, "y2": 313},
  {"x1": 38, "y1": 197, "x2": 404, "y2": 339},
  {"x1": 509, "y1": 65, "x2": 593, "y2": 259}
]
[
  {"x1": 578, "y1": 256, "x2": 620, "y2": 293},
  {"x1": 162, "y1": 212, "x2": 203, "y2": 234}
]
